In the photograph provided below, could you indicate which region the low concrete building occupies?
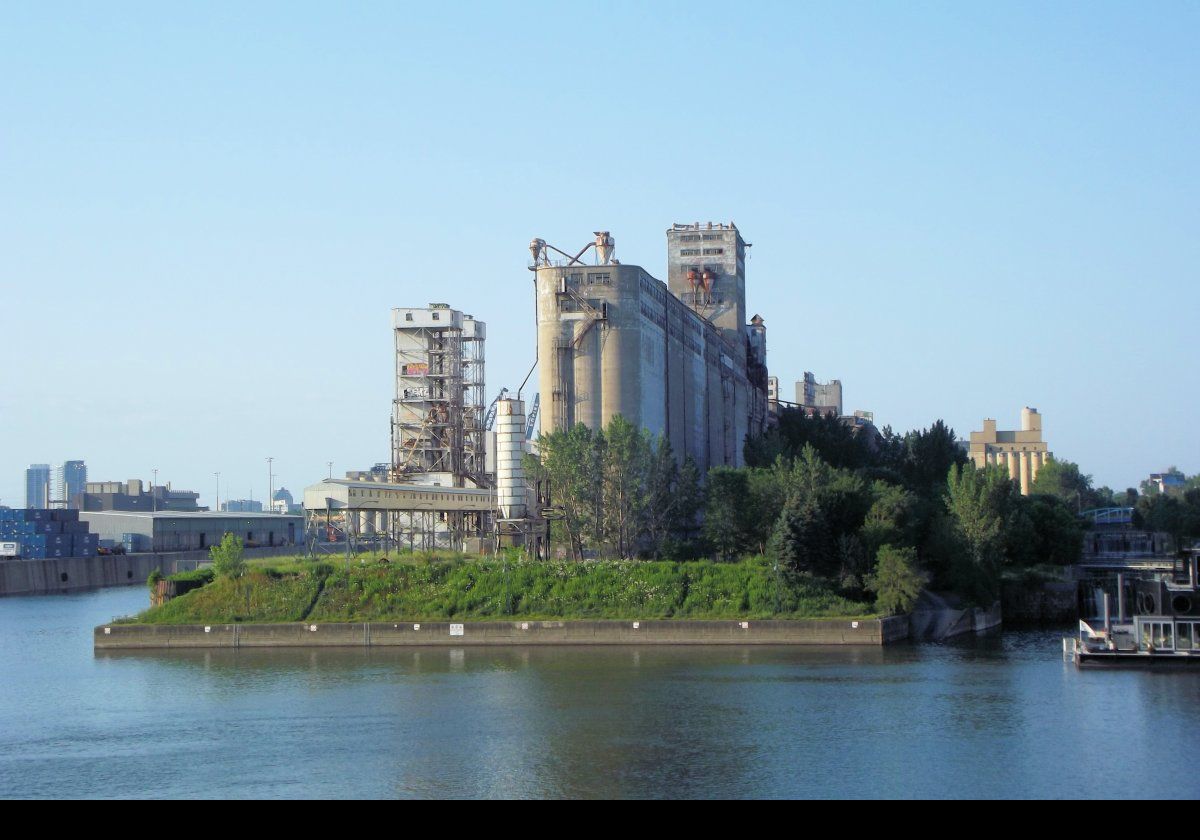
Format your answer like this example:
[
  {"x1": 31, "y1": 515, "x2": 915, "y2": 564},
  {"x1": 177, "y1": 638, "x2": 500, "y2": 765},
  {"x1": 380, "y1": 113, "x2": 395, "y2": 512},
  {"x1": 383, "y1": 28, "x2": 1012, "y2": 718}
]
[
  {"x1": 79, "y1": 511, "x2": 302, "y2": 553},
  {"x1": 969, "y1": 407, "x2": 1052, "y2": 495}
]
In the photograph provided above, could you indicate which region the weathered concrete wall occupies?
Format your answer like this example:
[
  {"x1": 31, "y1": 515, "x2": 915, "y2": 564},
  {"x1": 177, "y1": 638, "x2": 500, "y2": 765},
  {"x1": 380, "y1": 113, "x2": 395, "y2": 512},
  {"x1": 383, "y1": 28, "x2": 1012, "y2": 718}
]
[
  {"x1": 96, "y1": 616, "x2": 910, "y2": 650},
  {"x1": 0, "y1": 545, "x2": 299, "y2": 597},
  {"x1": 910, "y1": 599, "x2": 1003, "y2": 640}
]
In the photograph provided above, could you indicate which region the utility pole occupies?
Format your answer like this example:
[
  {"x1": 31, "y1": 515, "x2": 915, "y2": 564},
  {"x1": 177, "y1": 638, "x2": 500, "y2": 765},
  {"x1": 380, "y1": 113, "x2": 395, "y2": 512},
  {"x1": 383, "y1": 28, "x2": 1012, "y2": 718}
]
[
  {"x1": 266, "y1": 457, "x2": 274, "y2": 514},
  {"x1": 151, "y1": 468, "x2": 158, "y2": 513},
  {"x1": 214, "y1": 472, "x2": 221, "y2": 512}
]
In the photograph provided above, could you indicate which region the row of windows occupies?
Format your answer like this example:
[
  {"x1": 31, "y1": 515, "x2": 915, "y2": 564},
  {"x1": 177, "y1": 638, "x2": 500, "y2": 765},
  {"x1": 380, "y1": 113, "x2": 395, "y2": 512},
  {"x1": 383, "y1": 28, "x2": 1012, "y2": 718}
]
[
  {"x1": 1140, "y1": 620, "x2": 1200, "y2": 651},
  {"x1": 347, "y1": 488, "x2": 487, "y2": 503},
  {"x1": 402, "y1": 312, "x2": 445, "y2": 322}
]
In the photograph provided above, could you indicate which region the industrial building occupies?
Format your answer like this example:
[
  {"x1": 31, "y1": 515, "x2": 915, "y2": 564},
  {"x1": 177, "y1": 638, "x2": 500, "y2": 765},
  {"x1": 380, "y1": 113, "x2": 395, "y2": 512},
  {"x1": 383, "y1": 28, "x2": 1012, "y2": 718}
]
[
  {"x1": 80, "y1": 511, "x2": 302, "y2": 553},
  {"x1": 532, "y1": 224, "x2": 769, "y2": 473},
  {"x1": 391, "y1": 305, "x2": 487, "y2": 489},
  {"x1": 76, "y1": 479, "x2": 203, "y2": 512},
  {"x1": 796, "y1": 373, "x2": 843, "y2": 417},
  {"x1": 968, "y1": 407, "x2": 1052, "y2": 496},
  {"x1": 303, "y1": 304, "x2": 502, "y2": 554}
]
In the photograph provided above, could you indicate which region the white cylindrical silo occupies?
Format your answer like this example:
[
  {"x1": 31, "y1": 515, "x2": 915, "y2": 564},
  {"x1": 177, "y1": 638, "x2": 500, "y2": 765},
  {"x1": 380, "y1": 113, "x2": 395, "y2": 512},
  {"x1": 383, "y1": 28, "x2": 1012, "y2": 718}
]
[{"x1": 495, "y1": 399, "x2": 527, "y2": 520}]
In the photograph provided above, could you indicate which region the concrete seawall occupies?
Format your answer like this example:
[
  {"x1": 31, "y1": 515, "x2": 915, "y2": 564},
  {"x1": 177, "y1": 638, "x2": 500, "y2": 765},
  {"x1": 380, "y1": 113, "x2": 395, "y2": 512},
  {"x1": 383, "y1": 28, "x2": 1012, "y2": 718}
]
[
  {"x1": 0, "y1": 545, "x2": 299, "y2": 597},
  {"x1": 95, "y1": 616, "x2": 910, "y2": 649}
]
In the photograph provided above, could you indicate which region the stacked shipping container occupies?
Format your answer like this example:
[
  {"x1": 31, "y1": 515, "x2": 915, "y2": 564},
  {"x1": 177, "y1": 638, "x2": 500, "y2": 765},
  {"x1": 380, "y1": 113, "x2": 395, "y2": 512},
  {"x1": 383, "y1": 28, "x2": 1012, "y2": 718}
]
[{"x1": 0, "y1": 509, "x2": 99, "y2": 558}]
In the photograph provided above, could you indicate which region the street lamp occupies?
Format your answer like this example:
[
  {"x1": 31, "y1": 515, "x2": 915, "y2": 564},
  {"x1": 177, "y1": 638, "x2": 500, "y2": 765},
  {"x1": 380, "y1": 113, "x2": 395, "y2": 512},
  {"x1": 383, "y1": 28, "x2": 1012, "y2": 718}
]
[
  {"x1": 151, "y1": 468, "x2": 158, "y2": 513},
  {"x1": 266, "y1": 457, "x2": 274, "y2": 514},
  {"x1": 214, "y1": 472, "x2": 221, "y2": 512}
]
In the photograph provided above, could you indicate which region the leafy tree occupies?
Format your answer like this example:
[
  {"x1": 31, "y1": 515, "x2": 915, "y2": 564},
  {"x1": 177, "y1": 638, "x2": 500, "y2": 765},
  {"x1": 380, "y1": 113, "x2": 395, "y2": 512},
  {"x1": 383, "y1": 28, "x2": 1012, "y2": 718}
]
[
  {"x1": 735, "y1": 459, "x2": 794, "y2": 552},
  {"x1": 866, "y1": 545, "x2": 928, "y2": 616},
  {"x1": 835, "y1": 533, "x2": 869, "y2": 596},
  {"x1": 766, "y1": 507, "x2": 803, "y2": 573},
  {"x1": 644, "y1": 440, "x2": 704, "y2": 558},
  {"x1": 704, "y1": 467, "x2": 753, "y2": 561},
  {"x1": 1139, "y1": 488, "x2": 1200, "y2": 554},
  {"x1": 1025, "y1": 495, "x2": 1084, "y2": 566},
  {"x1": 860, "y1": 480, "x2": 918, "y2": 560},
  {"x1": 945, "y1": 464, "x2": 1007, "y2": 602},
  {"x1": 793, "y1": 498, "x2": 836, "y2": 576},
  {"x1": 529, "y1": 423, "x2": 604, "y2": 560},
  {"x1": 1029, "y1": 458, "x2": 1100, "y2": 511},
  {"x1": 600, "y1": 416, "x2": 650, "y2": 559},
  {"x1": 744, "y1": 407, "x2": 873, "y2": 470},
  {"x1": 890, "y1": 420, "x2": 969, "y2": 498},
  {"x1": 210, "y1": 532, "x2": 246, "y2": 580}
]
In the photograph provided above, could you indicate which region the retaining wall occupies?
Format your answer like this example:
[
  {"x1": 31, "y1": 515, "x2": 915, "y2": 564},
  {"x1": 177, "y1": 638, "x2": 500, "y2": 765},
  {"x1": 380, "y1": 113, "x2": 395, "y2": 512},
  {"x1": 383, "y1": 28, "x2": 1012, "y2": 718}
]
[
  {"x1": 95, "y1": 616, "x2": 910, "y2": 649},
  {"x1": 0, "y1": 545, "x2": 299, "y2": 597},
  {"x1": 910, "y1": 601, "x2": 1003, "y2": 640}
]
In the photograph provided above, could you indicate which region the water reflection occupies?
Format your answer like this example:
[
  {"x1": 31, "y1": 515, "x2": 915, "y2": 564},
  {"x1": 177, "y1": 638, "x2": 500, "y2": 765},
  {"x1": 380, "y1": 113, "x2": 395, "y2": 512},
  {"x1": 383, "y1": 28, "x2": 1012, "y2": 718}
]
[{"x1": 5, "y1": 590, "x2": 1200, "y2": 798}]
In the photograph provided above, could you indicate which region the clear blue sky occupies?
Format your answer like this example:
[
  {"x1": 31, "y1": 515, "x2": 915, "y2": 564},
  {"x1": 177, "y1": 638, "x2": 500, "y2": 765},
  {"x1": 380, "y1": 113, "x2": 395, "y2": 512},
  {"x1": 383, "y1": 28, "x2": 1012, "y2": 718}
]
[{"x1": 2, "y1": 1, "x2": 1197, "y2": 507}]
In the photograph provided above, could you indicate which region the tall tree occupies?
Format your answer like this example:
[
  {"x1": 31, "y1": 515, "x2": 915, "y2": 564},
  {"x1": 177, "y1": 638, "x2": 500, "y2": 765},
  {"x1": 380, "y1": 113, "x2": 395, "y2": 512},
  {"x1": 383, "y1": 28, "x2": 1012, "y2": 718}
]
[
  {"x1": 793, "y1": 498, "x2": 836, "y2": 576},
  {"x1": 705, "y1": 467, "x2": 753, "y2": 561},
  {"x1": 643, "y1": 438, "x2": 703, "y2": 558},
  {"x1": 945, "y1": 463, "x2": 1007, "y2": 602},
  {"x1": 895, "y1": 420, "x2": 969, "y2": 497},
  {"x1": 1029, "y1": 458, "x2": 1100, "y2": 511},
  {"x1": 530, "y1": 423, "x2": 603, "y2": 560},
  {"x1": 600, "y1": 416, "x2": 650, "y2": 559},
  {"x1": 866, "y1": 545, "x2": 928, "y2": 616}
]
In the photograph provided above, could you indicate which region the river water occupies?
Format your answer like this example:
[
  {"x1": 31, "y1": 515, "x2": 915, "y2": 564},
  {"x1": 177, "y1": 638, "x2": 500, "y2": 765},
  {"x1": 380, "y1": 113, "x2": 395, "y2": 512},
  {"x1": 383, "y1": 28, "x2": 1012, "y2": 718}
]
[{"x1": 1, "y1": 586, "x2": 1197, "y2": 799}]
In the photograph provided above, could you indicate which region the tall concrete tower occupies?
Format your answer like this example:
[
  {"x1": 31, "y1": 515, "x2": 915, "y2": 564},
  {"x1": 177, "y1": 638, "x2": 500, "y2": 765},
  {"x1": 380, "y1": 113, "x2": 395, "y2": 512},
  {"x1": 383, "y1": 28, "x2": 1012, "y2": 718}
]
[{"x1": 666, "y1": 222, "x2": 749, "y2": 353}]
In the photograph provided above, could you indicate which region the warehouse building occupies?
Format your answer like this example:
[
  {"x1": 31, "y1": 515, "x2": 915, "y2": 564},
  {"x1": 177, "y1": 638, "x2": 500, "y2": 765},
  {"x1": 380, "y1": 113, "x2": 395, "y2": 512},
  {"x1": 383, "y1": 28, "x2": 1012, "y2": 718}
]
[
  {"x1": 532, "y1": 224, "x2": 769, "y2": 473},
  {"x1": 80, "y1": 511, "x2": 303, "y2": 553}
]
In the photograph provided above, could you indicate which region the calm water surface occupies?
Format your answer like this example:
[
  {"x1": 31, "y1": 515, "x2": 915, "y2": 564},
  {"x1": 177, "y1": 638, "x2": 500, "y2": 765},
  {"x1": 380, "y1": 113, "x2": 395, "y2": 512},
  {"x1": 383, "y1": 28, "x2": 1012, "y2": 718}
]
[{"x1": 1, "y1": 587, "x2": 1198, "y2": 799}]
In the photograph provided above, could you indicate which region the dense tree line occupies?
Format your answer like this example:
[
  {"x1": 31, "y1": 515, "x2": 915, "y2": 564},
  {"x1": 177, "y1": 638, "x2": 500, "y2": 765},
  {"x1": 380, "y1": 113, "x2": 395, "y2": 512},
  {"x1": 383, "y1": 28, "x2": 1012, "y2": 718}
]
[
  {"x1": 527, "y1": 416, "x2": 702, "y2": 561},
  {"x1": 531, "y1": 409, "x2": 1093, "y2": 614}
]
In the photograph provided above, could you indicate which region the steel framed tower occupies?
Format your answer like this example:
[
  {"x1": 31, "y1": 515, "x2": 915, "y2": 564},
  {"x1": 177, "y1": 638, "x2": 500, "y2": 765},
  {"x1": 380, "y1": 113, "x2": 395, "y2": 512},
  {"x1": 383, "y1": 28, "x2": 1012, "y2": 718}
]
[
  {"x1": 390, "y1": 305, "x2": 487, "y2": 489},
  {"x1": 461, "y1": 316, "x2": 488, "y2": 487}
]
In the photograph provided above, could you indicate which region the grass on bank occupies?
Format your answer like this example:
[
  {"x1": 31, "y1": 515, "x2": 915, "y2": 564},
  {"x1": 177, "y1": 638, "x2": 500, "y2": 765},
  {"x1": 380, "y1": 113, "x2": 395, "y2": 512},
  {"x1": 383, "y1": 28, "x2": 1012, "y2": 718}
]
[{"x1": 125, "y1": 555, "x2": 876, "y2": 624}]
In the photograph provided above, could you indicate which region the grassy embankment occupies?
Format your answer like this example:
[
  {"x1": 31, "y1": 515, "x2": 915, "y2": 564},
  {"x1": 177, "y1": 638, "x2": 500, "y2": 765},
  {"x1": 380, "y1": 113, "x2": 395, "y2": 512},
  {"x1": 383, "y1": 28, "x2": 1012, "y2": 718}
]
[{"x1": 125, "y1": 555, "x2": 876, "y2": 624}]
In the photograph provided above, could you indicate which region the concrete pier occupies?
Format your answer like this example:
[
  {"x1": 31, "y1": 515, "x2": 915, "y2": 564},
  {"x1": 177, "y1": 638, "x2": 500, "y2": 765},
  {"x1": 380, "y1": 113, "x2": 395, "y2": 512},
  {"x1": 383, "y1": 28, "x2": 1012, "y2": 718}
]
[{"x1": 95, "y1": 617, "x2": 910, "y2": 650}]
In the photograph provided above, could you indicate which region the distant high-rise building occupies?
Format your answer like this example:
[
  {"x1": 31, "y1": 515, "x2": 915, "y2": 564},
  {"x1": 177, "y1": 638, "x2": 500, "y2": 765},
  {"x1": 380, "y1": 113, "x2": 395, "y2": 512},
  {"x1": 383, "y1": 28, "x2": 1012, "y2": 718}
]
[
  {"x1": 56, "y1": 460, "x2": 87, "y2": 509},
  {"x1": 25, "y1": 464, "x2": 51, "y2": 508}
]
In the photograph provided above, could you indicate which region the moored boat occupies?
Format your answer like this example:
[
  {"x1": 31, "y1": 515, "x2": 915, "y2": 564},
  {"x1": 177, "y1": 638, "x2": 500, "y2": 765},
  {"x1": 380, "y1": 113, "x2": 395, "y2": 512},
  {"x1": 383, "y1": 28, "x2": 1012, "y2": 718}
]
[{"x1": 1066, "y1": 549, "x2": 1200, "y2": 666}]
